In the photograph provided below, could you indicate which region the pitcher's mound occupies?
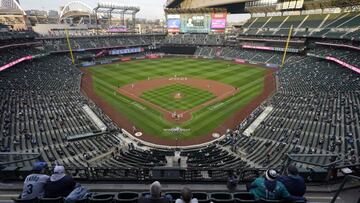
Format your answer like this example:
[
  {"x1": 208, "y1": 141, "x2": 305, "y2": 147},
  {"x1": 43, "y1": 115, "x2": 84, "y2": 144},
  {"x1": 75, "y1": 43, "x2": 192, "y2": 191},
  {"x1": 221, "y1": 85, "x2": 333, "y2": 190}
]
[{"x1": 173, "y1": 92, "x2": 183, "y2": 99}]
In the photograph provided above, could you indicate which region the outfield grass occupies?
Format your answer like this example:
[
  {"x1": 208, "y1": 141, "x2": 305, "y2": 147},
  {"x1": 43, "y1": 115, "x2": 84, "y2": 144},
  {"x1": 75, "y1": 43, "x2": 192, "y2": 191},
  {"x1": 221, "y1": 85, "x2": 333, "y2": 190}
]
[
  {"x1": 89, "y1": 57, "x2": 266, "y2": 140},
  {"x1": 141, "y1": 84, "x2": 215, "y2": 110}
]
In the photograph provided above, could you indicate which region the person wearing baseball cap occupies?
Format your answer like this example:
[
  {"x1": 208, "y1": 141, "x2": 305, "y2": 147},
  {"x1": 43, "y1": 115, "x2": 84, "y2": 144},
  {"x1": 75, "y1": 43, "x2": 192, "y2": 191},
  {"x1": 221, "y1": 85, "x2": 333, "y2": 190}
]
[
  {"x1": 249, "y1": 169, "x2": 301, "y2": 201},
  {"x1": 21, "y1": 162, "x2": 49, "y2": 200},
  {"x1": 44, "y1": 165, "x2": 76, "y2": 198}
]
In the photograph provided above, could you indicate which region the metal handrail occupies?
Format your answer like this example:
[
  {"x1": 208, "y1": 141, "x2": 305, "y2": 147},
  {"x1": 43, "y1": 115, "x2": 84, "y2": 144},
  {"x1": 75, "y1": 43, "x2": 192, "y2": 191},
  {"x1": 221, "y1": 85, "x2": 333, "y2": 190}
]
[
  {"x1": 330, "y1": 175, "x2": 360, "y2": 203},
  {"x1": 0, "y1": 153, "x2": 41, "y2": 166}
]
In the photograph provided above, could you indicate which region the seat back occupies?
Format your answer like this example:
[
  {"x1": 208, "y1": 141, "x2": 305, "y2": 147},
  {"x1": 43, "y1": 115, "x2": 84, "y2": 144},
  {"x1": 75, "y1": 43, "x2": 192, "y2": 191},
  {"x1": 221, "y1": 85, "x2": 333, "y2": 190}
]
[
  {"x1": 259, "y1": 199, "x2": 282, "y2": 203},
  {"x1": 164, "y1": 192, "x2": 181, "y2": 202},
  {"x1": 192, "y1": 192, "x2": 210, "y2": 203},
  {"x1": 140, "y1": 192, "x2": 150, "y2": 198},
  {"x1": 233, "y1": 192, "x2": 257, "y2": 203},
  {"x1": 115, "y1": 192, "x2": 139, "y2": 203},
  {"x1": 210, "y1": 192, "x2": 234, "y2": 203},
  {"x1": 74, "y1": 199, "x2": 89, "y2": 203},
  {"x1": 12, "y1": 198, "x2": 38, "y2": 203},
  {"x1": 89, "y1": 194, "x2": 114, "y2": 203},
  {"x1": 38, "y1": 197, "x2": 64, "y2": 203}
]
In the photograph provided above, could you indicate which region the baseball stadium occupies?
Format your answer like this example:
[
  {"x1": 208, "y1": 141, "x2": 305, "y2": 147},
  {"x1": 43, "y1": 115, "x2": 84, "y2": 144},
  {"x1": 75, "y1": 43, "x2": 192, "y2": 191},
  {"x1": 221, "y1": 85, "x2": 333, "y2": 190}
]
[
  {"x1": 0, "y1": 0, "x2": 360, "y2": 202},
  {"x1": 83, "y1": 57, "x2": 274, "y2": 145}
]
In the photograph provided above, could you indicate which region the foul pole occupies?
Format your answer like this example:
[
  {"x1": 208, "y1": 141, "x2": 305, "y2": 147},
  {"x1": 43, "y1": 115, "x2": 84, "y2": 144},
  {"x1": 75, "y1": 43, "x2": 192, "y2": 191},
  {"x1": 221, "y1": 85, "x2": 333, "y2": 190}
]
[
  {"x1": 65, "y1": 28, "x2": 75, "y2": 65},
  {"x1": 281, "y1": 25, "x2": 293, "y2": 67}
]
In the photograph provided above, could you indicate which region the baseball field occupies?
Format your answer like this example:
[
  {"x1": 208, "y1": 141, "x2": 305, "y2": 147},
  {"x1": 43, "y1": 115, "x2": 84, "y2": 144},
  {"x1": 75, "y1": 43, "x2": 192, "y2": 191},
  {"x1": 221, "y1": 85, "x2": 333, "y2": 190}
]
[{"x1": 83, "y1": 57, "x2": 274, "y2": 145}]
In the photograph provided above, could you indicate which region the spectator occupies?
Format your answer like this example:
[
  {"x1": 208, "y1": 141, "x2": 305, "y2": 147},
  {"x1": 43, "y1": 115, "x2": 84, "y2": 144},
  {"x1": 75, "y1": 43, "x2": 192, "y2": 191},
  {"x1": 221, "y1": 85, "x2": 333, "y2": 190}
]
[
  {"x1": 175, "y1": 187, "x2": 198, "y2": 203},
  {"x1": 249, "y1": 169, "x2": 293, "y2": 201},
  {"x1": 227, "y1": 171, "x2": 238, "y2": 192},
  {"x1": 277, "y1": 165, "x2": 306, "y2": 197},
  {"x1": 138, "y1": 181, "x2": 171, "y2": 203},
  {"x1": 21, "y1": 162, "x2": 49, "y2": 200},
  {"x1": 44, "y1": 165, "x2": 76, "y2": 198}
]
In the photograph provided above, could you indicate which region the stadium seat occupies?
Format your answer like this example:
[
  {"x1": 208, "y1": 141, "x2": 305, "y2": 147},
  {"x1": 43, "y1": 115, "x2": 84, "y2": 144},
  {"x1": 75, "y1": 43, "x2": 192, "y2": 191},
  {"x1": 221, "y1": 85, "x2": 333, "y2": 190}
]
[
  {"x1": 114, "y1": 192, "x2": 139, "y2": 203},
  {"x1": 209, "y1": 192, "x2": 234, "y2": 203},
  {"x1": 260, "y1": 200, "x2": 306, "y2": 203},
  {"x1": 258, "y1": 199, "x2": 282, "y2": 203},
  {"x1": 38, "y1": 197, "x2": 64, "y2": 203},
  {"x1": 12, "y1": 198, "x2": 38, "y2": 203},
  {"x1": 192, "y1": 192, "x2": 210, "y2": 203},
  {"x1": 74, "y1": 198, "x2": 90, "y2": 203},
  {"x1": 164, "y1": 192, "x2": 181, "y2": 202},
  {"x1": 233, "y1": 192, "x2": 256, "y2": 203},
  {"x1": 89, "y1": 194, "x2": 114, "y2": 203}
]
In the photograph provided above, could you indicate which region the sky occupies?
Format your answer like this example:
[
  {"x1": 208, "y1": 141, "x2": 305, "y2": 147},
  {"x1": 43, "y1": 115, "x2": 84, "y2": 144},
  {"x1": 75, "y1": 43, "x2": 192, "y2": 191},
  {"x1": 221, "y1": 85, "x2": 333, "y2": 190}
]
[
  {"x1": 19, "y1": 0, "x2": 249, "y2": 22},
  {"x1": 19, "y1": 0, "x2": 167, "y2": 19}
]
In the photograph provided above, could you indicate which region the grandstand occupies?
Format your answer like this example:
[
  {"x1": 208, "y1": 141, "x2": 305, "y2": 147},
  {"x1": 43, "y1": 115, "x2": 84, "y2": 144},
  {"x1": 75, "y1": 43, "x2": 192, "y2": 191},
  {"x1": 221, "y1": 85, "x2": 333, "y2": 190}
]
[{"x1": 0, "y1": 0, "x2": 360, "y2": 202}]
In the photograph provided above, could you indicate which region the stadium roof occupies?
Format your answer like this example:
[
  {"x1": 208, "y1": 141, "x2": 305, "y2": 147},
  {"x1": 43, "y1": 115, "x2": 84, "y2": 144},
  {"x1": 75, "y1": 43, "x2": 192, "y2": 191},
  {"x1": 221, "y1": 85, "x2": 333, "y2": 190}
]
[
  {"x1": 165, "y1": 8, "x2": 227, "y2": 14},
  {"x1": 166, "y1": 0, "x2": 251, "y2": 13},
  {"x1": 166, "y1": 0, "x2": 360, "y2": 14}
]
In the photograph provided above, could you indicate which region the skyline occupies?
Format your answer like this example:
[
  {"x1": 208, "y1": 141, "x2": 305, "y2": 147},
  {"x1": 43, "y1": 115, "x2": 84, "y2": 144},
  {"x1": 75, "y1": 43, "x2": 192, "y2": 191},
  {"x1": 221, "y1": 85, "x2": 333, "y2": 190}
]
[
  {"x1": 17, "y1": 0, "x2": 249, "y2": 22},
  {"x1": 19, "y1": 0, "x2": 167, "y2": 19}
]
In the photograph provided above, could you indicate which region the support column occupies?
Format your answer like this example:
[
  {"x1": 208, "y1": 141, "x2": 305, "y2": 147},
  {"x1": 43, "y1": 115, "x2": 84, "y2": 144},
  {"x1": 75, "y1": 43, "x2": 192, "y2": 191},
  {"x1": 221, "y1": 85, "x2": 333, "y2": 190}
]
[
  {"x1": 121, "y1": 11, "x2": 125, "y2": 26},
  {"x1": 109, "y1": 10, "x2": 112, "y2": 26},
  {"x1": 132, "y1": 12, "x2": 136, "y2": 30}
]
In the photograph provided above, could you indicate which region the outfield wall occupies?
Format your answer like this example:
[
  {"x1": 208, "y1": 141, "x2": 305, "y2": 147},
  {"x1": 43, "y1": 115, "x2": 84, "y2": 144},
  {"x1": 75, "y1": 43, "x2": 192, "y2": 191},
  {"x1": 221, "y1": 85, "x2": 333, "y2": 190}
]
[{"x1": 159, "y1": 46, "x2": 197, "y2": 55}]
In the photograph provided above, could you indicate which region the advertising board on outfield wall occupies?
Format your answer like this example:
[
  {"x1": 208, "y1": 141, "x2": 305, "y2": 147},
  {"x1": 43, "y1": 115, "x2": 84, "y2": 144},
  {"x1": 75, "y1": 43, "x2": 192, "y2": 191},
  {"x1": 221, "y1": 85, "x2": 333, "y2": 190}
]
[{"x1": 109, "y1": 47, "x2": 144, "y2": 55}]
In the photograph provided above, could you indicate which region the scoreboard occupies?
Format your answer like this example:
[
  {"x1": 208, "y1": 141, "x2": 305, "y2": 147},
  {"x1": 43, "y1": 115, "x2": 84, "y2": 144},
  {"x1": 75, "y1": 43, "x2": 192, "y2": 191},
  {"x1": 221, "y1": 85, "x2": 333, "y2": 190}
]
[
  {"x1": 180, "y1": 14, "x2": 211, "y2": 33},
  {"x1": 167, "y1": 12, "x2": 226, "y2": 34}
]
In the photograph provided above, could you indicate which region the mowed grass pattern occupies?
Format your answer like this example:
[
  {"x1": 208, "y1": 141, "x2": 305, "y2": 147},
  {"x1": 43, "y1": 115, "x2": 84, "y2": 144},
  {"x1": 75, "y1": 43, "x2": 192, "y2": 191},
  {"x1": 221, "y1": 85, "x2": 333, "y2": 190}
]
[
  {"x1": 89, "y1": 58, "x2": 267, "y2": 140},
  {"x1": 141, "y1": 84, "x2": 215, "y2": 110}
]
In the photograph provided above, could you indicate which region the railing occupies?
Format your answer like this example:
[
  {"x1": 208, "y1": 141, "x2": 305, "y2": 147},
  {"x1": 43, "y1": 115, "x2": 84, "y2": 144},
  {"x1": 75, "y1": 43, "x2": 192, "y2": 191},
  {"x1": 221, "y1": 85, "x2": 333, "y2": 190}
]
[
  {"x1": 64, "y1": 167, "x2": 269, "y2": 182},
  {"x1": 282, "y1": 153, "x2": 345, "y2": 182},
  {"x1": 330, "y1": 175, "x2": 360, "y2": 203},
  {"x1": 0, "y1": 152, "x2": 41, "y2": 167}
]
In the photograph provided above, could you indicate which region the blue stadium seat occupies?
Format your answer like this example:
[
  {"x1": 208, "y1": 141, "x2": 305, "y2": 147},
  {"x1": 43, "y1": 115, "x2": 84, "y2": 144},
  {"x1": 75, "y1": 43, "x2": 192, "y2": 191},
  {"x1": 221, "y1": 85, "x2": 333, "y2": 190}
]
[
  {"x1": 258, "y1": 199, "x2": 282, "y2": 203},
  {"x1": 89, "y1": 194, "x2": 114, "y2": 203},
  {"x1": 192, "y1": 192, "x2": 210, "y2": 203},
  {"x1": 12, "y1": 198, "x2": 38, "y2": 203},
  {"x1": 210, "y1": 192, "x2": 234, "y2": 203},
  {"x1": 38, "y1": 197, "x2": 64, "y2": 203},
  {"x1": 164, "y1": 192, "x2": 181, "y2": 202},
  {"x1": 233, "y1": 192, "x2": 256, "y2": 203},
  {"x1": 115, "y1": 192, "x2": 139, "y2": 203}
]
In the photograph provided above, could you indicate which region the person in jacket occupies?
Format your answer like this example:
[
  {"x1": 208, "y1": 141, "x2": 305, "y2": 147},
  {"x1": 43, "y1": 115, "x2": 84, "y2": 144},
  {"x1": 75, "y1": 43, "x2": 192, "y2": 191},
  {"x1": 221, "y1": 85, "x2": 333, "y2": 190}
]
[
  {"x1": 277, "y1": 165, "x2": 306, "y2": 197},
  {"x1": 138, "y1": 181, "x2": 171, "y2": 203},
  {"x1": 44, "y1": 165, "x2": 76, "y2": 198},
  {"x1": 249, "y1": 169, "x2": 304, "y2": 201}
]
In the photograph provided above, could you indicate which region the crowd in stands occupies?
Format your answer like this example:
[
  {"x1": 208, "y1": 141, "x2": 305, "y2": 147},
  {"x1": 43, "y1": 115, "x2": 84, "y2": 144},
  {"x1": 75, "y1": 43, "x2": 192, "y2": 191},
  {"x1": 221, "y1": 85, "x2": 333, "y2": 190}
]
[
  {"x1": 0, "y1": 30, "x2": 359, "y2": 202},
  {"x1": 0, "y1": 30, "x2": 38, "y2": 46},
  {"x1": 240, "y1": 11, "x2": 360, "y2": 40},
  {"x1": 17, "y1": 161, "x2": 307, "y2": 202},
  {"x1": 0, "y1": 46, "x2": 44, "y2": 66},
  {"x1": 41, "y1": 35, "x2": 164, "y2": 51},
  {"x1": 164, "y1": 34, "x2": 225, "y2": 46},
  {"x1": 308, "y1": 44, "x2": 360, "y2": 67},
  {"x1": 195, "y1": 46, "x2": 298, "y2": 65}
]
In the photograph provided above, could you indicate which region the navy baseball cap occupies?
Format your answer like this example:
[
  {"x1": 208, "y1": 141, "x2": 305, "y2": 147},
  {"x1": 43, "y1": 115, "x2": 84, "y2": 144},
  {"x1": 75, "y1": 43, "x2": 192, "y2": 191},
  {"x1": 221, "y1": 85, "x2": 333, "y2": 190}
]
[{"x1": 32, "y1": 162, "x2": 48, "y2": 171}]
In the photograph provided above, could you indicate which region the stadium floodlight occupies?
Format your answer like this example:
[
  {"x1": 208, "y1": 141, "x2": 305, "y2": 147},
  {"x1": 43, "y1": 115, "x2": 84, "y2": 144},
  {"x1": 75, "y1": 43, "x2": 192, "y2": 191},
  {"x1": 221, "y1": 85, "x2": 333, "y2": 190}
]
[
  {"x1": 97, "y1": 2, "x2": 140, "y2": 12},
  {"x1": 94, "y1": 2, "x2": 140, "y2": 33}
]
